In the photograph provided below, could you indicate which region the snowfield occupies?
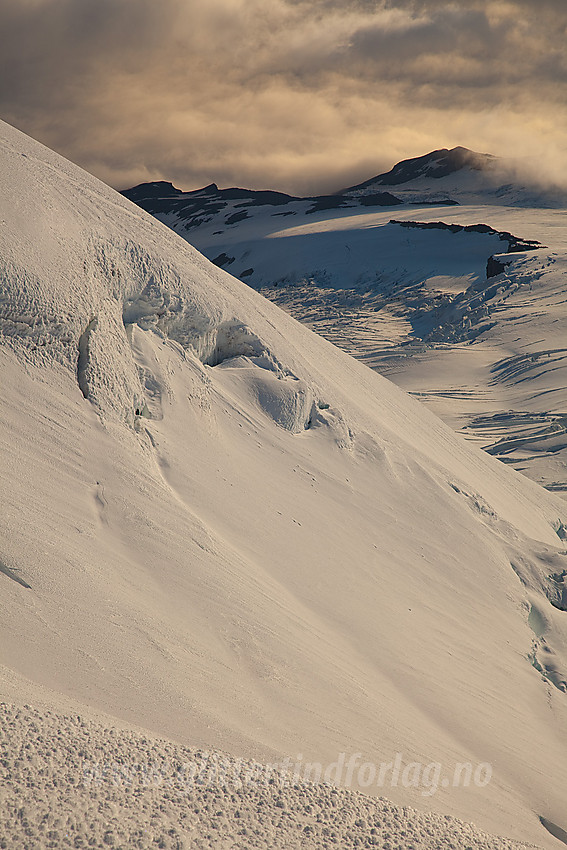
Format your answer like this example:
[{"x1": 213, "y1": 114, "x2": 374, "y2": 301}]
[
  {"x1": 132, "y1": 151, "x2": 567, "y2": 496},
  {"x1": 1, "y1": 123, "x2": 567, "y2": 848}
]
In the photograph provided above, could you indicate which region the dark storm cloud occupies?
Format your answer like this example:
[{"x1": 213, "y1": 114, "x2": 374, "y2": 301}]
[{"x1": 0, "y1": 0, "x2": 566, "y2": 193}]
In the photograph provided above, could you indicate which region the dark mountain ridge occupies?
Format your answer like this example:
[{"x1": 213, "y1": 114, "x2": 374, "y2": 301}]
[
  {"x1": 121, "y1": 146, "x2": 485, "y2": 228},
  {"x1": 344, "y1": 146, "x2": 495, "y2": 192}
]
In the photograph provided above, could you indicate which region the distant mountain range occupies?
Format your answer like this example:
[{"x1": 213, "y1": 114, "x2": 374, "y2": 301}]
[
  {"x1": 122, "y1": 145, "x2": 567, "y2": 236},
  {"x1": 121, "y1": 146, "x2": 495, "y2": 229}
]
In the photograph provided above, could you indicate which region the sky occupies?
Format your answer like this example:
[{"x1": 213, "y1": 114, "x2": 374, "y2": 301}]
[{"x1": 1, "y1": 0, "x2": 566, "y2": 194}]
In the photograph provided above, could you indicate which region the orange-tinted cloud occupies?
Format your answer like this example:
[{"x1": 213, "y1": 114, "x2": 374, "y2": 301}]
[{"x1": 1, "y1": 0, "x2": 566, "y2": 193}]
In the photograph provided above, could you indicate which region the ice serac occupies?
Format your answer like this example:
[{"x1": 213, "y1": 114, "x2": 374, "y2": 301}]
[{"x1": 1, "y1": 120, "x2": 567, "y2": 848}]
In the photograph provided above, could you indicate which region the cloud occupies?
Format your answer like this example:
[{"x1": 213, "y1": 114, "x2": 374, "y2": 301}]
[{"x1": 0, "y1": 0, "x2": 566, "y2": 192}]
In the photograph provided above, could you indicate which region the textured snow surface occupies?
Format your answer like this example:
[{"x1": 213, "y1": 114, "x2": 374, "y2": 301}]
[
  {"x1": 1, "y1": 120, "x2": 567, "y2": 848},
  {"x1": 156, "y1": 181, "x2": 567, "y2": 494},
  {"x1": 0, "y1": 702, "x2": 537, "y2": 850}
]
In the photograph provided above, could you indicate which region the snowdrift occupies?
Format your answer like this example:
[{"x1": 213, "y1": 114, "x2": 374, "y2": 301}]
[{"x1": 1, "y1": 120, "x2": 567, "y2": 847}]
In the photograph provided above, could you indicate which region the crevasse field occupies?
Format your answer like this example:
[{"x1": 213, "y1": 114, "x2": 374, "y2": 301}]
[{"x1": 1, "y1": 121, "x2": 567, "y2": 848}]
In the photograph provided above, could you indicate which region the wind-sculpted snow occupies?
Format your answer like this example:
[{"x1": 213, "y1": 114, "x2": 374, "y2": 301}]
[
  {"x1": 123, "y1": 150, "x2": 567, "y2": 494},
  {"x1": 0, "y1": 703, "x2": 537, "y2": 850},
  {"x1": 153, "y1": 178, "x2": 567, "y2": 495},
  {"x1": 2, "y1": 120, "x2": 567, "y2": 848}
]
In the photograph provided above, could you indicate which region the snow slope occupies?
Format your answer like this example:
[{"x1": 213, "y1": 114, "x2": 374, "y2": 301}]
[
  {"x1": 2, "y1": 122, "x2": 567, "y2": 847},
  {"x1": 0, "y1": 702, "x2": 540, "y2": 850},
  {"x1": 132, "y1": 157, "x2": 567, "y2": 496}
]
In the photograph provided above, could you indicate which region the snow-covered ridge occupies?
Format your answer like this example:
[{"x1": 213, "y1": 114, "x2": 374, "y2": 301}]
[
  {"x1": 120, "y1": 146, "x2": 505, "y2": 238},
  {"x1": 130, "y1": 153, "x2": 567, "y2": 495},
  {"x1": 345, "y1": 146, "x2": 496, "y2": 190},
  {"x1": 2, "y1": 120, "x2": 567, "y2": 847},
  {"x1": 122, "y1": 146, "x2": 567, "y2": 244}
]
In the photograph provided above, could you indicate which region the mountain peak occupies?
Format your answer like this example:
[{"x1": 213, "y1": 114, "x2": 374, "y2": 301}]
[
  {"x1": 346, "y1": 146, "x2": 496, "y2": 192},
  {"x1": 121, "y1": 180, "x2": 184, "y2": 202}
]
